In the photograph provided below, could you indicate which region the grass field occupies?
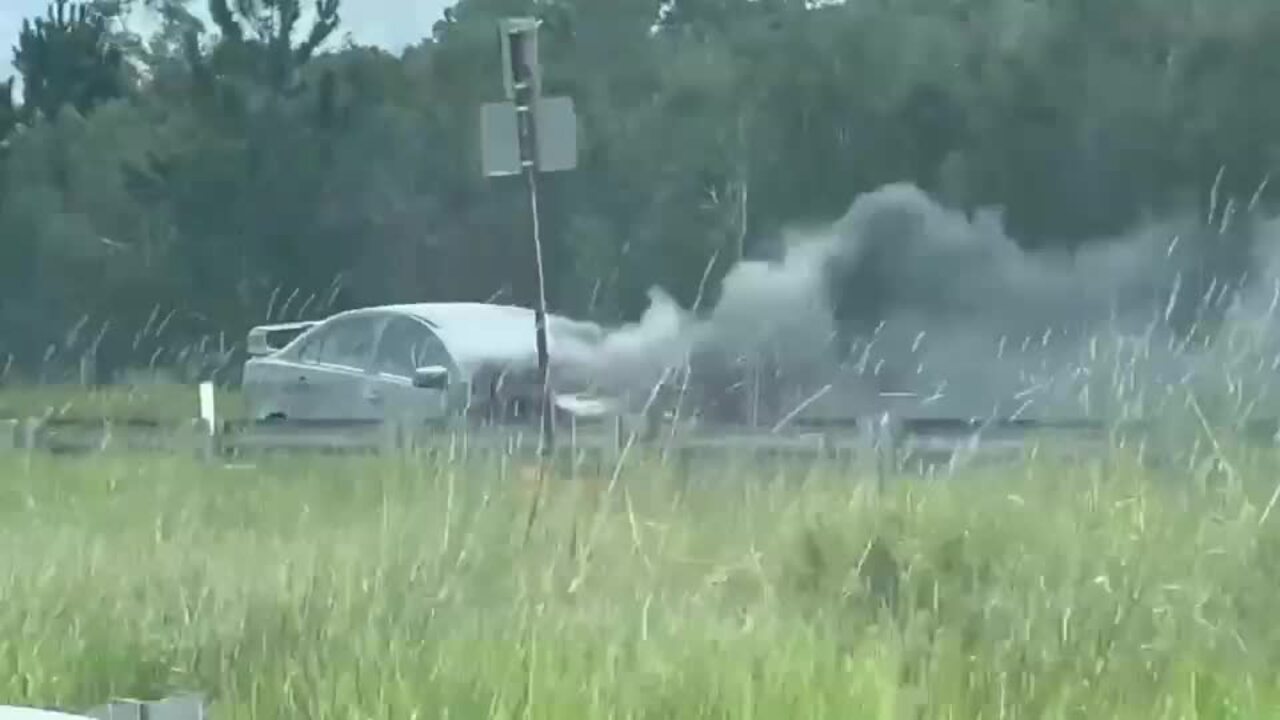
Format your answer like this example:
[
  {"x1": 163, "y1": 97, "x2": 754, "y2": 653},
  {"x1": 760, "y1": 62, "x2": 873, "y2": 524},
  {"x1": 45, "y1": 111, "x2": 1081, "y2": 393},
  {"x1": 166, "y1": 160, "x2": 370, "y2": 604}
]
[{"x1": 3, "y1": 441, "x2": 1280, "y2": 718}]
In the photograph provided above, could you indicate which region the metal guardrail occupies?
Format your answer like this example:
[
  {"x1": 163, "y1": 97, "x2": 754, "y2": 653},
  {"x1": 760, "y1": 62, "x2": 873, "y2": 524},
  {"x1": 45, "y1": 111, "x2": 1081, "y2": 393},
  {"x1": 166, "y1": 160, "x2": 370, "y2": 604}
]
[
  {"x1": 86, "y1": 695, "x2": 206, "y2": 720},
  {"x1": 0, "y1": 415, "x2": 876, "y2": 459},
  {"x1": 0, "y1": 693, "x2": 206, "y2": 720},
  {"x1": 3, "y1": 413, "x2": 1276, "y2": 466}
]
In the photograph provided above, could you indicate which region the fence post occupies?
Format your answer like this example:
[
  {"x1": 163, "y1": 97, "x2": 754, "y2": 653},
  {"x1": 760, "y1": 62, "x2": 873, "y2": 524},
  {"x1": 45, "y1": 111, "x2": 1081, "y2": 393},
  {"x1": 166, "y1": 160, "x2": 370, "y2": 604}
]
[
  {"x1": 22, "y1": 418, "x2": 42, "y2": 452},
  {"x1": 195, "y1": 381, "x2": 218, "y2": 462},
  {"x1": 189, "y1": 417, "x2": 215, "y2": 462},
  {"x1": 612, "y1": 414, "x2": 625, "y2": 459},
  {"x1": 197, "y1": 382, "x2": 216, "y2": 433},
  {"x1": 0, "y1": 419, "x2": 17, "y2": 451},
  {"x1": 874, "y1": 412, "x2": 894, "y2": 493}
]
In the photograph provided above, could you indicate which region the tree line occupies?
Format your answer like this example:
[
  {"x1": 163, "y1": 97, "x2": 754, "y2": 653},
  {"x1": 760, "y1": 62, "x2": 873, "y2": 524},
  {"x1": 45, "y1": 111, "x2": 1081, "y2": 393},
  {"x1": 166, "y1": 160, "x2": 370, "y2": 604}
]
[{"x1": 0, "y1": 0, "x2": 1276, "y2": 384}]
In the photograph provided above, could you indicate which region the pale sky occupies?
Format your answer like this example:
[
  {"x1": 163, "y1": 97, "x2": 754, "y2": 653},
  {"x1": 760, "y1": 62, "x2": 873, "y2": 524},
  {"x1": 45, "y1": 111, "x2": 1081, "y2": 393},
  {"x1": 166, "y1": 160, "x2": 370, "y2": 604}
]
[{"x1": 1, "y1": 0, "x2": 455, "y2": 80}]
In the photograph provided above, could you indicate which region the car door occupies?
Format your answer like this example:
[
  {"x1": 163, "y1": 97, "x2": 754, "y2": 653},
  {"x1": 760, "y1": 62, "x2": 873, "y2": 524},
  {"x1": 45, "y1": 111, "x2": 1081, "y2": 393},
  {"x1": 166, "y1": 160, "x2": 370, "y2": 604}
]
[
  {"x1": 365, "y1": 314, "x2": 458, "y2": 426},
  {"x1": 290, "y1": 314, "x2": 383, "y2": 420}
]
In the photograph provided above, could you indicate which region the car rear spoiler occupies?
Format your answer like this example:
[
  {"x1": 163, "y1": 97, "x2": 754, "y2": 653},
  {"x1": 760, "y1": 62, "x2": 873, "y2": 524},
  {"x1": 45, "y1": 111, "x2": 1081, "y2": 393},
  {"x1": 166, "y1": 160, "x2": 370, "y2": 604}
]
[{"x1": 246, "y1": 321, "x2": 320, "y2": 356}]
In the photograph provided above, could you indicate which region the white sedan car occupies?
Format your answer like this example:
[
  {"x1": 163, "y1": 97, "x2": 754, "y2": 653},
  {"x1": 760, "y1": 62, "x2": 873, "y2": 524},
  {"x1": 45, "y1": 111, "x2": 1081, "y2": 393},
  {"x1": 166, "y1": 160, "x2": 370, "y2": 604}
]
[{"x1": 241, "y1": 302, "x2": 618, "y2": 426}]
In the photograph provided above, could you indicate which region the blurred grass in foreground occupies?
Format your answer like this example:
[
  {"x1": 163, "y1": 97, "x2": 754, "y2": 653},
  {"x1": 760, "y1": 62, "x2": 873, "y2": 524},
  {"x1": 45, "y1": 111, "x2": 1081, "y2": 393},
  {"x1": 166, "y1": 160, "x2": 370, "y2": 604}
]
[
  {"x1": 0, "y1": 384, "x2": 247, "y2": 421},
  {"x1": 2, "y1": 446, "x2": 1280, "y2": 718}
]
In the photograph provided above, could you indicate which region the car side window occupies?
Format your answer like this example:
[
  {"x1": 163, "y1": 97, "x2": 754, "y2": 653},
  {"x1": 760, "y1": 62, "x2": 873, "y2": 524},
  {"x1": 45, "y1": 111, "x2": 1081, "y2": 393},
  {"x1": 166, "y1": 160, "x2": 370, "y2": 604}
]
[
  {"x1": 296, "y1": 328, "x2": 325, "y2": 363},
  {"x1": 297, "y1": 316, "x2": 377, "y2": 369},
  {"x1": 373, "y1": 316, "x2": 452, "y2": 378}
]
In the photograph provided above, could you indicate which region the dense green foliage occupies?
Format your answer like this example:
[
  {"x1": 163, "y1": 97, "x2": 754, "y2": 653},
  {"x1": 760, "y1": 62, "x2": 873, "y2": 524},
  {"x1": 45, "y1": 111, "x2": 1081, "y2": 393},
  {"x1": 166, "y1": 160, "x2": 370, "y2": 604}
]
[
  {"x1": 0, "y1": 0, "x2": 1277, "y2": 383},
  {"x1": 4, "y1": 447, "x2": 1280, "y2": 716}
]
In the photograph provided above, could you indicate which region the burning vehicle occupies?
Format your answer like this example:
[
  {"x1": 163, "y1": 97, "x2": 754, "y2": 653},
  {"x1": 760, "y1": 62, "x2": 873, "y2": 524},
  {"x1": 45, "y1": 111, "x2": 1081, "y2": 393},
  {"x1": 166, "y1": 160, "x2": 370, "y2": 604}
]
[
  {"x1": 241, "y1": 302, "x2": 626, "y2": 428},
  {"x1": 242, "y1": 182, "x2": 1275, "y2": 433}
]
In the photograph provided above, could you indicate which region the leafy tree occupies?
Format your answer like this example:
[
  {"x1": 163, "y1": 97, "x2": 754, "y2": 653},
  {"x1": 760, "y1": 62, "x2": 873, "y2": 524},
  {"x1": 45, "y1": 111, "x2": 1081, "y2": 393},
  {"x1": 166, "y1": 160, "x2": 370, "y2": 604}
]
[
  {"x1": 13, "y1": 0, "x2": 129, "y2": 122},
  {"x1": 206, "y1": 0, "x2": 340, "y2": 90},
  {"x1": 0, "y1": 79, "x2": 18, "y2": 141}
]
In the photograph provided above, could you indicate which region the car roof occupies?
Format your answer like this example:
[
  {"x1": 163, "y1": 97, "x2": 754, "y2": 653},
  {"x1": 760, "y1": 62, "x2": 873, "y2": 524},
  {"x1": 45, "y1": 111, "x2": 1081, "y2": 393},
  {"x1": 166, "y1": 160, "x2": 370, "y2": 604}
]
[{"x1": 328, "y1": 302, "x2": 605, "y2": 372}]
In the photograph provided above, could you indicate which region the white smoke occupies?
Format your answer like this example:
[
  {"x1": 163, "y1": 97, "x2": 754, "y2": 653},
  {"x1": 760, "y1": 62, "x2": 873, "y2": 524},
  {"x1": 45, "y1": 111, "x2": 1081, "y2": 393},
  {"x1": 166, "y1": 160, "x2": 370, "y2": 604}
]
[{"x1": 578, "y1": 182, "x2": 1280, "y2": 424}]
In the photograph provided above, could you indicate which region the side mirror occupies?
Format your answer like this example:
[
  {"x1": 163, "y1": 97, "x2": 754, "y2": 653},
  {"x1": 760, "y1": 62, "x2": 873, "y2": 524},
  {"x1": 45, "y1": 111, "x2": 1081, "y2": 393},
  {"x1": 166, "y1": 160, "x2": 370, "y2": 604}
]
[{"x1": 412, "y1": 365, "x2": 450, "y2": 390}]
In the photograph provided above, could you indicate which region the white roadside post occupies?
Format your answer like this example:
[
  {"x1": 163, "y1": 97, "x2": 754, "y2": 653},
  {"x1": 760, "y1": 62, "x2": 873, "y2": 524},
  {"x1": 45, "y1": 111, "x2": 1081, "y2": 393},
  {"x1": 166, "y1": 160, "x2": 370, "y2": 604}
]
[
  {"x1": 480, "y1": 17, "x2": 579, "y2": 458},
  {"x1": 873, "y1": 392, "x2": 913, "y2": 491},
  {"x1": 197, "y1": 380, "x2": 217, "y2": 460},
  {"x1": 0, "y1": 418, "x2": 17, "y2": 451}
]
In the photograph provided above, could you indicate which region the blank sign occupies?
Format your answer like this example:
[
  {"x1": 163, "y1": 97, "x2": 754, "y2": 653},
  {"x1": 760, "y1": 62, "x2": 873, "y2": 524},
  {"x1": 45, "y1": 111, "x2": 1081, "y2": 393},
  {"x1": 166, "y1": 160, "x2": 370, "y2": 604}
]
[{"x1": 480, "y1": 96, "x2": 578, "y2": 177}]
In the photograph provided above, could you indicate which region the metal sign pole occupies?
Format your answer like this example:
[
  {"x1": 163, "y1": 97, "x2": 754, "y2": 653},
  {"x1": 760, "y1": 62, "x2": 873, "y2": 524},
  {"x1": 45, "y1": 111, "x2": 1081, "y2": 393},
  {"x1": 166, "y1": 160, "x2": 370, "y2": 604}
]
[
  {"x1": 482, "y1": 18, "x2": 579, "y2": 459},
  {"x1": 505, "y1": 21, "x2": 554, "y2": 458}
]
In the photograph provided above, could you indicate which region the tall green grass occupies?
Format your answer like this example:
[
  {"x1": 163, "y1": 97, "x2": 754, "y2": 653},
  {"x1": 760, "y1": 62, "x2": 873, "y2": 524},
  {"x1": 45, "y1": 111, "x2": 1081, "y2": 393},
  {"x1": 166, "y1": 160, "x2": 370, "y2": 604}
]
[{"x1": 3, "y1": 444, "x2": 1280, "y2": 718}]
